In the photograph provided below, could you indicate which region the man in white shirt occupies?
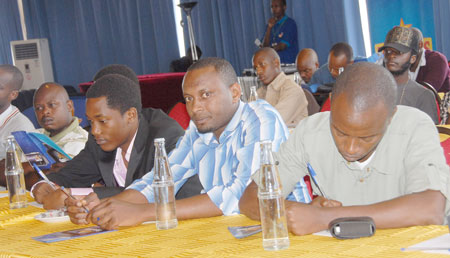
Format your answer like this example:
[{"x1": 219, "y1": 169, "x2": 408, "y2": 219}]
[{"x1": 0, "y1": 64, "x2": 35, "y2": 159}]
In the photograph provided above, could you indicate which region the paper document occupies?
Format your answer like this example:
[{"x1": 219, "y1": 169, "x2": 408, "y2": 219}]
[
  {"x1": 404, "y1": 233, "x2": 450, "y2": 255},
  {"x1": 32, "y1": 226, "x2": 116, "y2": 243}
]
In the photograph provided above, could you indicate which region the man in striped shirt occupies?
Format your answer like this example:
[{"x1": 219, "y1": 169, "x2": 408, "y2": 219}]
[{"x1": 67, "y1": 58, "x2": 309, "y2": 229}]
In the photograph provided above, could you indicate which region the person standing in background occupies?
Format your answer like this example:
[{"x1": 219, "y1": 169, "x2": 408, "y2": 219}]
[{"x1": 261, "y1": 0, "x2": 298, "y2": 64}]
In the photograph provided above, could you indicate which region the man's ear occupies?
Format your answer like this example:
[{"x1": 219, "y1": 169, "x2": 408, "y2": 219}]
[
  {"x1": 67, "y1": 99, "x2": 74, "y2": 116},
  {"x1": 274, "y1": 58, "x2": 280, "y2": 68},
  {"x1": 8, "y1": 90, "x2": 18, "y2": 102},
  {"x1": 125, "y1": 107, "x2": 138, "y2": 124},
  {"x1": 230, "y1": 83, "x2": 242, "y2": 103},
  {"x1": 410, "y1": 53, "x2": 417, "y2": 64}
]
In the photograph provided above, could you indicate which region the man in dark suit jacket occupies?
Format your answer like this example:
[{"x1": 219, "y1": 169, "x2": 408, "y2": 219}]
[{"x1": 32, "y1": 74, "x2": 185, "y2": 209}]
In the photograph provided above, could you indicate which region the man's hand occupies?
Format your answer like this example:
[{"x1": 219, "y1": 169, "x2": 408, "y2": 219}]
[
  {"x1": 268, "y1": 17, "x2": 277, "y2": 28},
  {"x1": 311, "y1": 196, "x2": 342, "y2": 208},
  {"x1": 41, "y1": 188, "x2": 67, "y2": 210},
  {"x1": 33, "y1": 183, "x2": 57, "y2": 203},
  {"x1": 87, "y1": 198, "x2": 153, "y2": 230},
  {"x1": 66, "y1": 192, "x2": 100, "y2": 225},
  {"x1": 285, "y1": 201, "x2": 328, "y2": 235}
]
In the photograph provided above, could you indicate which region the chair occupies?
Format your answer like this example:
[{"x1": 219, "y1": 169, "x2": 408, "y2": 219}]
[
  {"x1": 437, "y1": 125, "x2": 450, "y2": 166},
  {"x1": 303, "y1": 88, "x2": 320, "y2": 115},
  {"x1": 79, "y1": 73, "x2": 186, "y2": 113},
  {"x1": 168, "y1": 102, "x2": 190, "y2": 130},
  {"x1": 419, "y1": 81, "x2": 441, "y2": 124},
  {"x1": 320, "y1": 95, "x2": 331, "y2": 112}
]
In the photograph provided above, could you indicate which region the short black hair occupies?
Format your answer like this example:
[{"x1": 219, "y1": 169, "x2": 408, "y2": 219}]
[
  {"x1": 332, "y1": 62, "x2": 397, "y2": 114},
  {"x1": 273, "y1": 0, "x2": 287, "y2": 6},
  {"x1": 330, "y1": 42, "x2": 354, "y2": 62},
  {"x1": 0, "y1": 64, "x2": 23, "y2": 91},
  {"x1": 93, "y1": 64, "x2": 139, "y2": 85},
  {"x1": 187, "y1": 45, "x2": 202, "y2": 59},
  {"x1": 87, "y1": 74, "x2": 142, "y2": 114},
  {"x1": 187, "y1": 57, "x2": 237, "y2": 87}
]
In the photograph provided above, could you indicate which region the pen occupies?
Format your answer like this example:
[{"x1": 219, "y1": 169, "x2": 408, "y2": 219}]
[
  {"x1": 306, "y1": 163, "x2": 329, "y2": 199},
  {"x1": 401, "y1": 247, "x2": 450, "y2": 252},
  {"x1": 60, "y1": 186, "x2": 89, "y2": 213},
  {"x1": 31, "y1": 163, "x2": 57, "y2": 190}
]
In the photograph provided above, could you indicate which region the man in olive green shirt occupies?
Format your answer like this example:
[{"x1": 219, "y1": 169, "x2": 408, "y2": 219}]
[{"x1": 239, "y1": 62, "x2": 450, "y2": 235}]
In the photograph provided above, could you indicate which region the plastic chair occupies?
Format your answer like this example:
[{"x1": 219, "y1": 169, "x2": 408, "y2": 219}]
[
  {"x1": 168, "y1": 102, "x2": 190, "y2": 130},
  {"x1": 303, "y1": 89, "x2": 320, "y2": 115},
  {"x1": 419, "y1": 81, "x2": 441, "y2": 124}
]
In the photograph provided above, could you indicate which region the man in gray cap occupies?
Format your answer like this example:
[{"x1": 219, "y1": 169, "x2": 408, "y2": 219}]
[{"x1": 379, "y1": 26, "x2": 438, "y2": 124}]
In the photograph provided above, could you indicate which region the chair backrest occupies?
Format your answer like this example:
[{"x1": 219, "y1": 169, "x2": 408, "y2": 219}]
[
  {"x1": 303, "y1": 89, "x2": 320, "y2": 116},
  {"x1": 320, "y1": 95, "x2": 331, "y2": 112},
  {"x1": 438, "y1": 125, "x2": 450, "y2": 166},
  {"x1": 419, "y1": 81, "x2": 441, "y2": 124},
  {"x1": 79, "y1": 73, "x2": 186, "y2": 113},
  {"x1": 168, "y1": 102, "x2": 190, "y2": 130}
]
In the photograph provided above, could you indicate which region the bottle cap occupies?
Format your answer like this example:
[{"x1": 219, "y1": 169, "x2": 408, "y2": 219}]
[
  {"x1": 260, "y1": 140, "x2": 272, "y2": 145},
  {"x1": 154, "y1": 138, "x2": 165, "y2": 143}
]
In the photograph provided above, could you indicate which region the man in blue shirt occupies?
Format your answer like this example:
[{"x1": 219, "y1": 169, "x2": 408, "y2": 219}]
[
  {"x1": 66, "y1": 58, "x2": 309, "y2": 229},
  {"x1": 308, "y1": 42, "x2": 354, "y2": 90},
  {"x1": 262, "y1": 0, "x2": 298, "y2": 64}
]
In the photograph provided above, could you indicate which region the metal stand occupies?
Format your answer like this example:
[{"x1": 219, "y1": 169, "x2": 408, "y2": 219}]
[{"x1": 178, "y1": 2, "x2": 198, "y2": 62}]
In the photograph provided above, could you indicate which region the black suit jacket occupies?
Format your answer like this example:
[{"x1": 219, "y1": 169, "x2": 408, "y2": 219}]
[{"x1": 47, "y1": 108, "x2": 185, "y2": 199}]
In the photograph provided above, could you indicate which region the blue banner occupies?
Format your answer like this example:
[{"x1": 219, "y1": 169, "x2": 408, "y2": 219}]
[{"x1": 367, "y1": 0, "x2": 435, "y2": 52}]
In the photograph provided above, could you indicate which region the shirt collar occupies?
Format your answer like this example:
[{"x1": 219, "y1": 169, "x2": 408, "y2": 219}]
[
  {"x1": 117, "y1": 129, "x2": 138, "y2": 162},
  {"x1": 276, "y1": 15, "x2": 288, "y2": 25},
  {"x1": 42, "y1": 117, "x2": 79, "y2": 142},
  {"x1": 197, "y1": 101, "x2": 244, "y2": 145},
  {"x1": 0, "y1": 104, "x2": 13, "y2": 124},
  {"x1": 268, "y1": 72, "x2": 286, "y2": 91}
]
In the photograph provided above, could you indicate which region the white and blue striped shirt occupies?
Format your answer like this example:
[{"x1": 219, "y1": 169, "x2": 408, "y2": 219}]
[{"x1": 128, "y1": 100, "x2": 309, "y2": 215}]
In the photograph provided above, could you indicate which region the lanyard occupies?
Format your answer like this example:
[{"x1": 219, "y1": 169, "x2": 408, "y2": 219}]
[{"x1": 271, "y1": 17, "x2": 287, "y2": 41}]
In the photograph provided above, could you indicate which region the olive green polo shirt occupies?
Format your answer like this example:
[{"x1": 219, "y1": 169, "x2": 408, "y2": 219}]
[{"x1": 252, "y1": 105, "x2": 450, "y2": 218}]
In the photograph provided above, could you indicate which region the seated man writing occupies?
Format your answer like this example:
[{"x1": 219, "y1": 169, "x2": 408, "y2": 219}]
[
  {"x1": 239, "y1": 62, "x2": 450, "y2": 235},
  {"x1": 32, "y1": 73, "x2": 185, "y2": 209},
  {"x1": 253, "y1": 47, "x2": 308, "y2": 127},
  {"x1": 66, "y1": 57, "x2": 300, "y2": 229},
  {"x1": 308, "y1": 42, "x2": 354, "y2": 87}
]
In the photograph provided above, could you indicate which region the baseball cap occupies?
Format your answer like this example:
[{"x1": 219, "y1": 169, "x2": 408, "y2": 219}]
[{"x1": 378, "y1": 26, "x2": 419, "y2": 53}]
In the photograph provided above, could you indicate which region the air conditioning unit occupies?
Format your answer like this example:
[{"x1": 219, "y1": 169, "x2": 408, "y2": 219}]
[{"x1": 10, "y1": 38, "x2": 54, "y2": 90}]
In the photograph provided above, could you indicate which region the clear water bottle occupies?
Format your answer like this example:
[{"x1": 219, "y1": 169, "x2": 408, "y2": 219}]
[
  {"x1": 248, "y1": 86, "x2": 258, "y2": 102},
  {"x1": 258, "y1": 140, "x2": 289, "y2": 251},
  {"x1": 152, "y1": 138, "x2": 178, "y2": 230},
  {"x1": 5, "y1": 136, "x2": 27, "y2": 209}
]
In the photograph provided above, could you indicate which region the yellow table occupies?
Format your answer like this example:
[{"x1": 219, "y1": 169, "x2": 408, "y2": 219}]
[{"x1": 0, "y1": 195, "x2": 449, "y2": 258}]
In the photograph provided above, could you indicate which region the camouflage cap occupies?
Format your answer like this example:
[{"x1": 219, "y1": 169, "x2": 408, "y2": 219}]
[{"x1": 378, "y1": 26, "x2": 419, "y2": 53}]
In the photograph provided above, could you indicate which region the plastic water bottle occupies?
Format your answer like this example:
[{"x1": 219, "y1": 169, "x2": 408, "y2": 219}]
[
  {"x1": 248, "y1": 86, "x2": 258, "y2": 102},
  {"x1": 5, "y1": 136, "x2": 27, "y2": 209},
  {"x1": 152, "y1": 138, "x2": 178, "y2": 230},
  {"x1": 258, "y1": 140, "x2": 289, "y2": 251}
]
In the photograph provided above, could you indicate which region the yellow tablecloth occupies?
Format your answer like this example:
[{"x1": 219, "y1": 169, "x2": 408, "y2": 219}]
[{"x1": 0, "y1": 195, "x2": 449, "y2": 258}]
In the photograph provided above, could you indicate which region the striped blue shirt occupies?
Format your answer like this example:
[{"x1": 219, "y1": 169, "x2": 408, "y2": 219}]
[{"x1": 128, "y1": 100, "x2": 309, "y2": 215}]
